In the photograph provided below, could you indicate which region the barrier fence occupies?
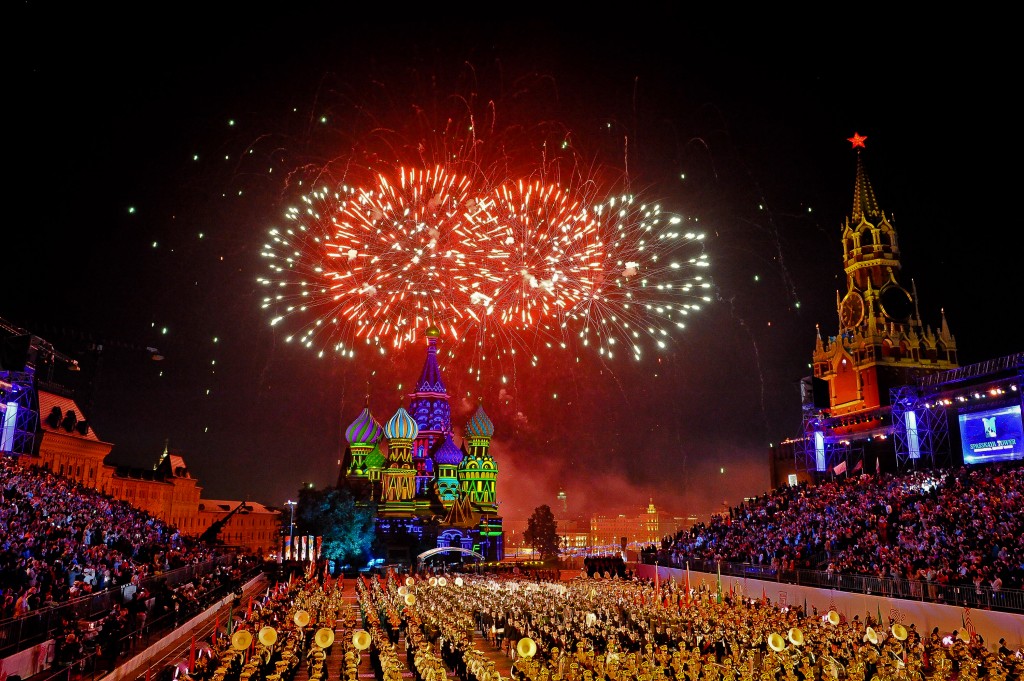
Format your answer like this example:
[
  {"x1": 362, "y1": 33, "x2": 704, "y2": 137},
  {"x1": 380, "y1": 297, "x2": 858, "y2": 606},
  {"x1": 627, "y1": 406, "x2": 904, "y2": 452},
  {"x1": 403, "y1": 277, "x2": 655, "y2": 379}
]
[{"x1": 648, "y1": 556, "x2": 1024, "y2": 614}]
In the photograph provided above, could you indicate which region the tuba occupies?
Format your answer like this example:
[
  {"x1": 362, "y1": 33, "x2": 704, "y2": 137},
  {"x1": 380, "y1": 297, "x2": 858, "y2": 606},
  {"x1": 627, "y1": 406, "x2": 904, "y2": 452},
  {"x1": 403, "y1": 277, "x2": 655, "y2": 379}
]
[
  {"x1": 258, "y1": 626, "x2": 278, "y2": 647},
  {"x1": 768, "y1": 633, "x2": 786, "y2": 653},
  {"x1": 788, "y1": 628, "x2": 805, "y2": 647},
  {"x1": 314, "y1": 628, "x2": 335, "y2": 649},
  {"x1": 827, "y1": 610, "x2": 841, "y2": 626},
  {"x1": 293, "y1": 610, "x2": 310, "y2": 628},
  {"x1": 231, "y1": 629, "x2": 253, "y2": 651},
  {"x1": 891, "y1": 624, "x2": 908, "y2": 641},
  {"x1": 864, "y1": 627, "x2": 878, "y2": 645},
  {"x1": 517, "y1": 637, "x2": 538, "y2": 659},
  {"x1": 352, "y1": 629, "x2": 372, "y2": 650}
]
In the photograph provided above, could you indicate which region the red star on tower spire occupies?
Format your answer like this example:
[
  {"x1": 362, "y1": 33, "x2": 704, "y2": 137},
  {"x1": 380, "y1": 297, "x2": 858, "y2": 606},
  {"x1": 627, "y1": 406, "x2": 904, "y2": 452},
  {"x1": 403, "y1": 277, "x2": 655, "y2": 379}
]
[{"x1": 848, "y1": 132, "x2": 867, "y2": 149}]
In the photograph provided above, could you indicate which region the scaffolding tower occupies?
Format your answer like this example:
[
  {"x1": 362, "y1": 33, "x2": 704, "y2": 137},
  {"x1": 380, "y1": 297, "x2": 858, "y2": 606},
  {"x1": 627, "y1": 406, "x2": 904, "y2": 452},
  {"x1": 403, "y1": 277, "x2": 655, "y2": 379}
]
[{"x1": 890, "y1": 384, "x2": 951, "y2": 470}]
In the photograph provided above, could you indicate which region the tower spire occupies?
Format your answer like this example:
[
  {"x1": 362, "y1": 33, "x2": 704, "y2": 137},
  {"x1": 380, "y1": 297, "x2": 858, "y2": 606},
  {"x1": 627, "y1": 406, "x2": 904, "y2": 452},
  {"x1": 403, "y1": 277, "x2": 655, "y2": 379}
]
[{"x1": 851, "y1": 151, "x2": 881, "y2": 223}]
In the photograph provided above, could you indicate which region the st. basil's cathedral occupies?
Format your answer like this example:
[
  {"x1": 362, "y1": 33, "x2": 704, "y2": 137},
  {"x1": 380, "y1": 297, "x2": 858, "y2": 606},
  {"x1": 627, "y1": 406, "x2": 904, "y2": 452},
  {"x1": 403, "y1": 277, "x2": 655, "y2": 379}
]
[{"x1": 336, "y1": 325, "x2": 503, "y2": 565}]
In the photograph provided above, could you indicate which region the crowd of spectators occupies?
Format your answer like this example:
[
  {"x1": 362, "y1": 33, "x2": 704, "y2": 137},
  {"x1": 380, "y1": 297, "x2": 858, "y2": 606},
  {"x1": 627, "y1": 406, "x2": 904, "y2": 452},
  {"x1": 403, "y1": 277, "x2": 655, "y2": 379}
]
[
  {"x1": 0, "y1": 455, "x2": 222, "y2": 621},
  {"x1": 646, "y1": 462, "x2": 1024, "y2": 599}
]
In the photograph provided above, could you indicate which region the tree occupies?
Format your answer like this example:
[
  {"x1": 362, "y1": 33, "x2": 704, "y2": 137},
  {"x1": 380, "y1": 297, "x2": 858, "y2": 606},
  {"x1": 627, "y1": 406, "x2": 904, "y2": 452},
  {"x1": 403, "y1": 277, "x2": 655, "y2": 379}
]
[
  {"x1": 524, "y1": 504, "x2": 560, "y2": 561},
  {"x1": 295, "y1": 486, "x2": 377, "y2": 569}
]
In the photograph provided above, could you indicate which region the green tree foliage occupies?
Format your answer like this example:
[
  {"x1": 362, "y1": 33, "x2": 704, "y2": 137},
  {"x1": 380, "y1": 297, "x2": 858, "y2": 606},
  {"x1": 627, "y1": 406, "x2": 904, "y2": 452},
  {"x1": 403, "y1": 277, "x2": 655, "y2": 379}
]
[
  {"x1": 295, "y1": 486, "x2": 377, "y2": 568},
  {"x1": 524, "y1": 504, "x2": 561, "y2": 560}
]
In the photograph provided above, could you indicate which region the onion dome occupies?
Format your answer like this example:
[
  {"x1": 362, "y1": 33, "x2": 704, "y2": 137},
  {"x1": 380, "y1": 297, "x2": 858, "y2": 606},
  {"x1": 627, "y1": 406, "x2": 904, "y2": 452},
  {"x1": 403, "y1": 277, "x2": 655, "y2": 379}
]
[
  {"x1": 434, "y1": 434, "x2": 463, "y2": 466},
  {"x1": 465, "y1": 403, "x2": 494, "y2": 438},
  {"x1": 385, "y1": 406, "x2": 419, "y2": 440},
  {"x1": 365, "y1": 443, "x2": 385, "y2": 470},
  {"x1": 345, "y1": 407, "x2": 382, "y2": 445},
  {"x1": 425, "y1": 324, "x2": 441, "y2": 338}
]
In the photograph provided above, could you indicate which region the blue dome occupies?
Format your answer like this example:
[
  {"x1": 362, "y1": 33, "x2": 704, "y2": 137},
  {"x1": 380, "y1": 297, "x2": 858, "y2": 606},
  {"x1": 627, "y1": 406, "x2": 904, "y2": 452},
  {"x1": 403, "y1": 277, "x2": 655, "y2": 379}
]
[
  {"x1": 385, "y1": 406, "x2": 419, "y2": 440},
  {"x1": 434, "y1": 434, "x2": 463, "y2": 466},
  {"x1": 465, "y1": 403, "x2": 494, "y2": 438},
  {"x1": 345, "y1": 407, "x2": 382, "y2": 444}
]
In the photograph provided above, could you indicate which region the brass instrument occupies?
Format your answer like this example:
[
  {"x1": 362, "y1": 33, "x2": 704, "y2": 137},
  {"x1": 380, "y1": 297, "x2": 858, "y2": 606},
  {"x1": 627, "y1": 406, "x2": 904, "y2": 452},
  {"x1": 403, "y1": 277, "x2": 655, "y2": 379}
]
[
  {"x1": 258, "y1": 626, "x2": 278, "y2": 647},
  {"x1": 314, "y1": 627, "x2": 335, "y2": 649},
  {"x1": 352, "y1": 629, "x2": 372, "y2": 650},
  {"x1": 231, "y1": 629, "x2": 253, "y2": 651}
]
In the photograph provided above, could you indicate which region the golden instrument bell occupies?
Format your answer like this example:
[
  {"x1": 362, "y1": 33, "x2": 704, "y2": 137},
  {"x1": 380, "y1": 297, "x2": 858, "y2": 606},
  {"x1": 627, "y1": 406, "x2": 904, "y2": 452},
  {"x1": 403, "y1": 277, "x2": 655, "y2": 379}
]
[
  {"x1": 293, "y1": 610, "x2": 310, "y2": 628},
  {"x1": 865, "y1": 627, "x2": 879, "y2": 645},
  {"x1": 454, "y1": 577, "x2": 464, "y2": 587},
  {"x1": 827, "y1": 610, "x2": 841, "y2": 626},
  {"x1": 788, "y1": 628, "x2": 805, "y2": 646},
  {"x1": 404, "y1": 593, "x2": 416, "y2": 606},
  {"x1": 891, "y1": 624, "x2": 908, "y2": 641},
  {"x1": 258, "y1": 626, "x2": 278, "y2": 647},
  {"x1": 231, "y1": 630, "x2": 253, "y2": 651},
  {"x1": 352, "y1": 629, "x2": 372, "y2": 650},
  {"x1": 517, "y1": 637, "x2": 538, "y2": 659},
  {"x1": 768, "y1": 632, "x2": 786, "y2": 652},
  {"x1": 405, "y1": 576, "x2": 416, "y2": 587},
  {"x1": 437, "y1": 577, "x2": 447, "y2": 587},
  {"x1": 314, "y1": 628, "x2": 335, "y2": 649}
]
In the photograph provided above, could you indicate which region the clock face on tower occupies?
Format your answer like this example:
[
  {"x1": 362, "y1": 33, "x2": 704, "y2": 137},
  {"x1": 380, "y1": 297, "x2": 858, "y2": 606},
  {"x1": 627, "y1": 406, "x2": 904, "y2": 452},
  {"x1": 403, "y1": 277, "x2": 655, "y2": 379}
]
[
  {"x1": 840, "y1": 291, "x2": 865, "y2": 328},
  {"x1": 879, "y1": 284, "x2": 914, "y2": 322}
]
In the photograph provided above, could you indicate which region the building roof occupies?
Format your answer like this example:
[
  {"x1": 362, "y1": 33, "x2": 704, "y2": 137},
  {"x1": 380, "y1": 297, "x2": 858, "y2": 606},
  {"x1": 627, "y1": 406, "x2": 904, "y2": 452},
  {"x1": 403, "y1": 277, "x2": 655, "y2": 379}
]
[
  {"x1": 198, "y1": 499, "x2": 278, "y2": 514},
  {"x1": 37, "y1": 390, "x2": 102, "y2": 441}
]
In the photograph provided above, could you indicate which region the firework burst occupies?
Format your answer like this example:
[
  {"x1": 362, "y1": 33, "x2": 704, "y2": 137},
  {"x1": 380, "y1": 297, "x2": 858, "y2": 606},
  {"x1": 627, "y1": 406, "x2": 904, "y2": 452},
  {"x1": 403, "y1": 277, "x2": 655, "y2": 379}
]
[{"x1": 258, "y1": 173, "x2": 710, "y2": 375}]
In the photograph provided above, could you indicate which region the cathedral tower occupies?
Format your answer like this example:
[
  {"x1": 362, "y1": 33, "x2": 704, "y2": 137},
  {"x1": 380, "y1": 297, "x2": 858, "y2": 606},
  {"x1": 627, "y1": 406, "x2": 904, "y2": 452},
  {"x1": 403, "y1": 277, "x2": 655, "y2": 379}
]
[
  {"x1": 380, "y1": 406, "x2": 418, "y2": 514},
  {"x1": 408, "y1": 325, "x2": 452, "y2": 496}
]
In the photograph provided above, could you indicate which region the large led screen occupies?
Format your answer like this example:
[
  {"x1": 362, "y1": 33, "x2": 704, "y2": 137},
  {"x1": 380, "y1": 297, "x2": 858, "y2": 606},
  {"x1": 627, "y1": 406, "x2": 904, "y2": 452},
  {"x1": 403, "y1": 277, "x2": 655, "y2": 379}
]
[{"x1": 959, "y1": 404, "x2": 1023, "y2": 464}]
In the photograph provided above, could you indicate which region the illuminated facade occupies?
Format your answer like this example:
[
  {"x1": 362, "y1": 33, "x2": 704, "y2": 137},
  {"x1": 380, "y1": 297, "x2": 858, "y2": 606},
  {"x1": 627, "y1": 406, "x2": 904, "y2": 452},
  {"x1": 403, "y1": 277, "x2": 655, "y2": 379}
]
[
  {"x1": 29, "y1": 388, "x2": 280, "y2": 556},
  {"x1": 338, "y1": 326, "x2": 503, "y2": 564}
]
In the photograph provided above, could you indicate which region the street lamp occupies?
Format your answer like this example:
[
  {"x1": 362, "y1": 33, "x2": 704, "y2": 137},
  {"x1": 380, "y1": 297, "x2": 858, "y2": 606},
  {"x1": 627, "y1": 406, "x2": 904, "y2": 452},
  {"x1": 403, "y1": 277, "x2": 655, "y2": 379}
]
[{"x1": 285, "y1": 500, "x2": 297, "y2": 538}]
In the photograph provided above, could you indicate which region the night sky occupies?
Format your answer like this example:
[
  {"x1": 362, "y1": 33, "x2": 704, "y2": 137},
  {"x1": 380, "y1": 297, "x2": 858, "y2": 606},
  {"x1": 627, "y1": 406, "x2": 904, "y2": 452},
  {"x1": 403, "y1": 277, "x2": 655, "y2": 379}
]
[{"x1": 9, "y1": 7, "x2": 1022, "y2": 522}]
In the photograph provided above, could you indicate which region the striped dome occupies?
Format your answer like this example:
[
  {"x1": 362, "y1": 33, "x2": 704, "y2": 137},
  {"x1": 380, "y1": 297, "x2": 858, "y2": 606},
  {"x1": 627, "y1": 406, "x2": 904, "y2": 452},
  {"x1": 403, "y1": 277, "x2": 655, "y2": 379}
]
[
  {"x1": 465, "y1": 403, "x2": 494, "y2": 438},
  {"x1": 345, "y1": 407, "x2": 382, "y2": 445},
  {"x1": 434, "y1": 434, "x2": 463, "y2": 466},
  {"x1": 385, "y1": 406, "x2": 419, "y2": 440}
]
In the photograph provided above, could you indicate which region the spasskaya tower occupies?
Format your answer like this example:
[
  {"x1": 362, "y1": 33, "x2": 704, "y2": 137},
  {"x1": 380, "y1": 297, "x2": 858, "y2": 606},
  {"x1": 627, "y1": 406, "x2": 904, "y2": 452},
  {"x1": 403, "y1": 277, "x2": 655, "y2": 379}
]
[{"x1": 791, "y1": 134, "x2": 960, "y2": 477}]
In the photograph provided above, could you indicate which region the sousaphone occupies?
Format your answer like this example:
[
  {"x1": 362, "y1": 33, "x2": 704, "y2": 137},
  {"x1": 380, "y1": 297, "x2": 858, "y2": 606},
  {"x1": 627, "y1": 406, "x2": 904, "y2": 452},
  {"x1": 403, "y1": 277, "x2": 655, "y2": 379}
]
[
  {"x1": 352, "y1": 629, "x2": 372, "y2": 650},
  {"x1": 404, "y1": 593, "x2": 416, "y2": 606},
  {"x1": 258, "y1": 626, "x2": 278, "y2": 647},
  {"x1": 293, "y1": 610, "x2": 310, "y2": 628},
  {"x1": 231, "y1": 629, "x2": 253, "y2": 651},
  {"x1": 865, "y1": 627, "x2": 879, "y2": 645},
  {"x1": 517, "y1": 637, "x2": 538, "y2": 659},
  {"x1": 788, "y1": 628, "x2": 805, "y2": 646},
  {"x1": 768, "y1": 632, "x2": 786, "y2": 653},
  {"x1": 891, "y1": 624, "x2": 908, "y2": 641},
  {"x1": 827, "y1": 610, "x2": 841, "y2": 626},
  {"x1": 314, "y1": 628, "x2": 335, "y2": 649},
  {"x1": 454, "y1": 577, "x2": 464, "y2": 587}
]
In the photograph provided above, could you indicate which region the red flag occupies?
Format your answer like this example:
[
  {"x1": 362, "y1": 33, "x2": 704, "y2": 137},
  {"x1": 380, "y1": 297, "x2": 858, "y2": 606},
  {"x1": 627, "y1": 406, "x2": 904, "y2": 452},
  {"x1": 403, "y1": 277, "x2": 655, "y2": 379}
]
[
  {"x1": 189, "y1": 635, "x2": 196, "y2": 672},
  {"x1": 761, "y1": 586, "x2": 767, "y2": 604},
  {"x1": 853, "y1": 460, "x2": 863, "y2": 472},
  {"x1": 246, "y1": 597, "x2": 253, "y2": 620},
  {"x1": 213, "y1": 614, "x2": 219, "y2": 646},
  {"x1": 146, "y1": 669, "x2": 151, "y2": 681}
]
